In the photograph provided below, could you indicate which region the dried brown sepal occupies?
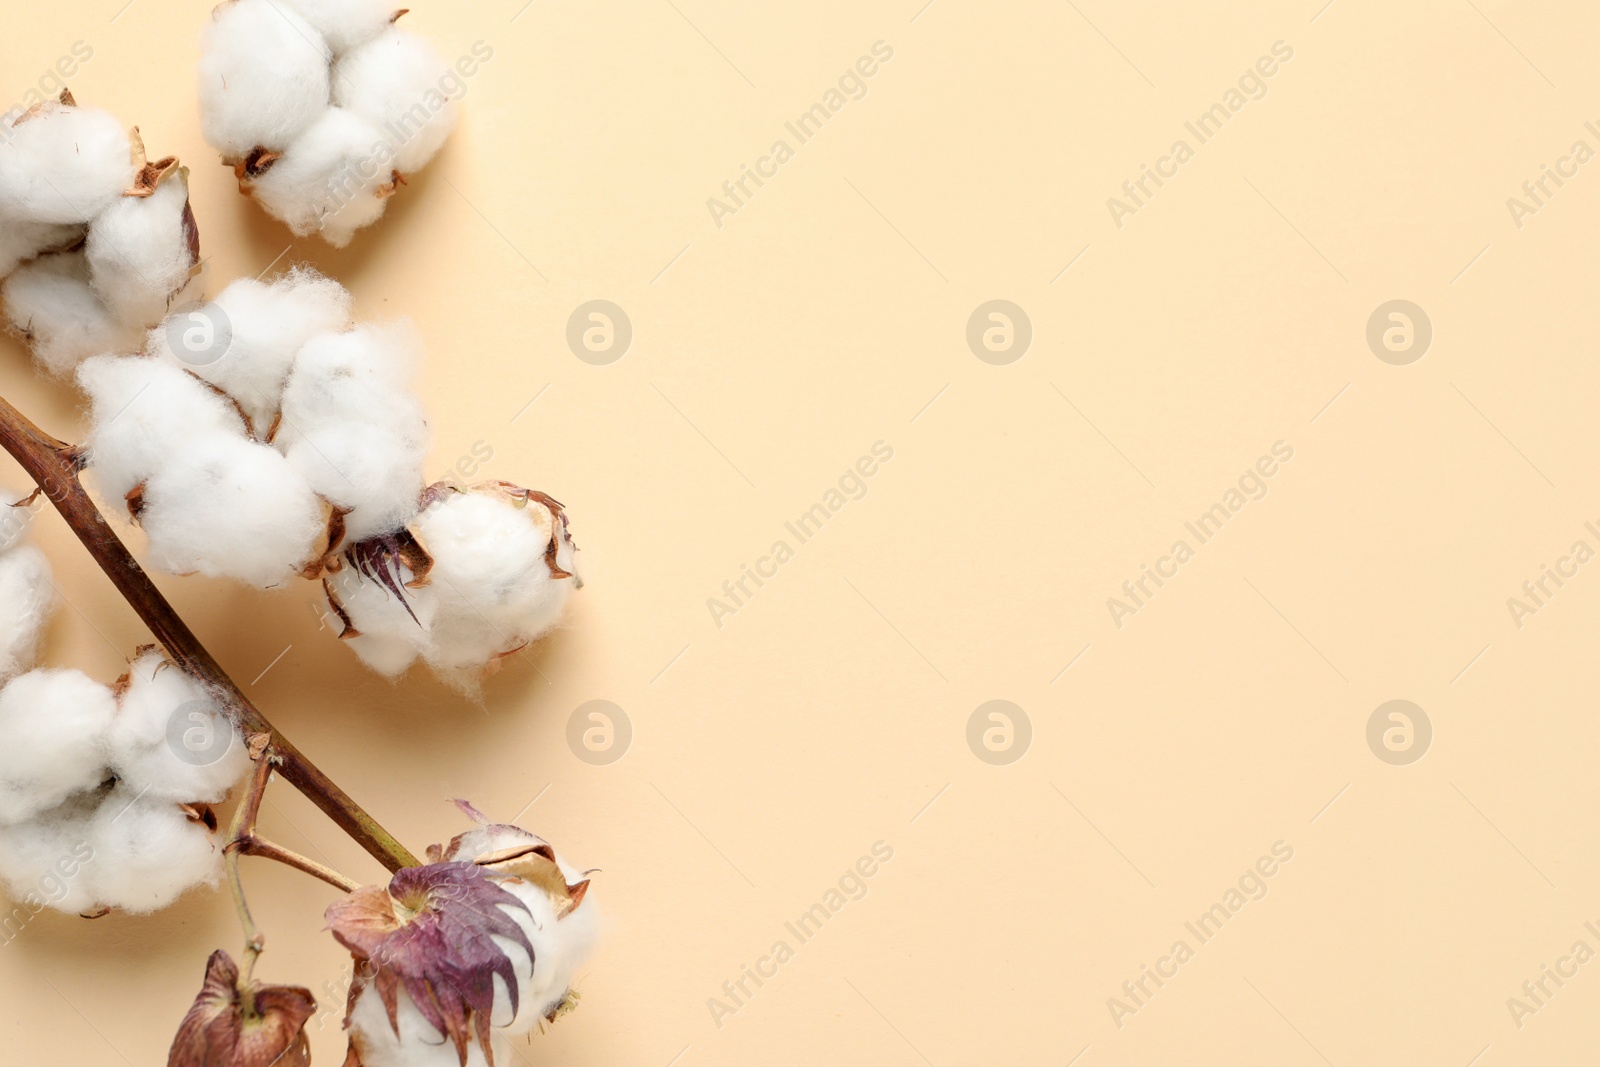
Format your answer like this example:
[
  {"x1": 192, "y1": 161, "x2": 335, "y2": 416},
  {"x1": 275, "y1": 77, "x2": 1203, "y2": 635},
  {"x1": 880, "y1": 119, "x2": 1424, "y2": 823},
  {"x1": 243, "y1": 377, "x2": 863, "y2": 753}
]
[
  {"x1": 300, "y1": 503, "x2": 352, "y2": 581},
  {"x1": 126, "y1": 481, "x2": 148, "y2": 525},
  {"x1": 167, "y1": 949, "x2": 316, "y2": 1067},
  {"x1": 183, "y1": 198, "x2": 202, "y2": 275},
  {"x1": 264, "y1": 409, "x2": 283, "y2": 445},
  {"x1": 180, "y1": 803, "x2": 219, "y2": 832},
  {"x1": 321, "y1": 578, "x2": 361, "y2": 640},
  {"x1": 390, "y1": 8, "x2": 410, "y2": 22},
  {"x1": 327, "y1": 863, "x2": 536, "y2": 1067},
  {"x1": 374, "y1": 171, "x2": 407, "y2": 201},
  {"x1": 80, "y1": 904, "x2": 112, "y2": 919},
  {"x1": 233, "y1": 147, "x2": 279, "y2": 185},
  {"x1": 183, "y1": 370, "x2": 255, "y2": 438}
]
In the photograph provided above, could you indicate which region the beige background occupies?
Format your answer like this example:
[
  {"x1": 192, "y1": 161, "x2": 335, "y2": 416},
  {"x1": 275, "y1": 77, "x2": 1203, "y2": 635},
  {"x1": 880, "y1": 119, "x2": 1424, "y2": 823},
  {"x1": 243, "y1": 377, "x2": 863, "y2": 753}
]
[{"x1": 4, "y1": 0, "x2": 1600, "y2": 1063}]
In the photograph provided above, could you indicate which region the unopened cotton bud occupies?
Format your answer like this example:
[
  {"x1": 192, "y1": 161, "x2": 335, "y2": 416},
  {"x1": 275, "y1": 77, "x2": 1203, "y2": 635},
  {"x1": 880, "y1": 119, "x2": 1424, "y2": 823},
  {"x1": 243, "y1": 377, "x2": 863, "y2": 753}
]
[
  {"x1": 166, "y1": 950, "x2": 316, "y2": 1067},
  {"x1": 197, "y1": 0, "x2": 332, "y2": 159}
]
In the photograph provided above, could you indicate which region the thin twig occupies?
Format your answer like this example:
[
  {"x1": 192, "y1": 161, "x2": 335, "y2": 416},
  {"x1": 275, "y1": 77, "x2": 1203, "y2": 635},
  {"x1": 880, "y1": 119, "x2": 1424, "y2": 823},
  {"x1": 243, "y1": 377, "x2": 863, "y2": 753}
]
[
  {"x1": 241, "y1": 838, "x2": 360, "y2": 894},
  {"x1": 0, "y1": 393, "x2": 418, "y2": 872}
]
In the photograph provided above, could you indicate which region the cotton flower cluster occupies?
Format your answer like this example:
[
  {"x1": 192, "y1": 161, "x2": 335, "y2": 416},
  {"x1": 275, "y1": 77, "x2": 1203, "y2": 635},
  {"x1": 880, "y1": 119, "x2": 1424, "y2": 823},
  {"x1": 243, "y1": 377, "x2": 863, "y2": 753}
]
[
  {"x1": 0, "y1": 91, "x2": 200, "y2": 374},
  {"x1": 0, "y1": 648, "x2": 249, "y2": 916},
  {"x1": 75, "y1": 267, "x2": 581, "y2": 683},
  {"x1": 198, "y1": 0, "x2": 460, "y2": 246},
  {"x1": 332, "y1": 817, "x2": 597, "y2": 1067}
]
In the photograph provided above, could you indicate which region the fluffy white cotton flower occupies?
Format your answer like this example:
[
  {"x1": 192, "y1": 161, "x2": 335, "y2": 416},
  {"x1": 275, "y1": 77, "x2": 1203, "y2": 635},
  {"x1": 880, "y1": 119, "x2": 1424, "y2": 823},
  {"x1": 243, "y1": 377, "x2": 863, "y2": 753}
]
[
  {"x1": 279, "y1": 0, "x2": 396, "y2": 54},
  {"x1": 0, "y1": 101, "x2": 133, "y2": 224},
  {"x1": 146, "y1": 267, "x2": 353, "y2": 436},
  {"x1": 441, "y1": 823, "x2": 599, "y2": 1032},
  {"x1": 197, "y1": 0, "x2": 332, "y2": 159},
  {"x1": 0, "y1": 791, "x2": 102, "y2": 915},
  {"x1": 105, "y1": 650, "x2": 249, "y2": 804},
  {"x1": 0, "y1": 218, "x2": 82, "y2": 277},
  {"x1": 79, "y1": 355, "x2": 249, "y2": 504},
  {"x1": 333, "y1": 27, "x2": 458, "y2": 174},
  {"x1": 200, "y1": 3, "x2": 456, "y2": 245},
  {"x1": 278, "y1": 321, "x2": 429, "y2": 540},
  {"x1": 138, "y1": 432, "x2": 329, "y2": 587},
  {"x1": 0, "y1": 547, "x2": 55, "y2": 686},
  {"x1": 240, "y1": 107, "x2": 393, "y2": 248},
  {"x1": 2, "y1": 251, "x2": 143, "y2": 375},
  {"x1": 414, "y1": 486, "x2": 580, "y2": 678},
  {"x1": 0, "y1": 669, "x2": 117, "y2": 825},
  {"x1": 85, "y1": 168, "x2": 199, "y2": 325},
  {"x1": 85, "y1": 784, "x2": 221, "y2": 913}
]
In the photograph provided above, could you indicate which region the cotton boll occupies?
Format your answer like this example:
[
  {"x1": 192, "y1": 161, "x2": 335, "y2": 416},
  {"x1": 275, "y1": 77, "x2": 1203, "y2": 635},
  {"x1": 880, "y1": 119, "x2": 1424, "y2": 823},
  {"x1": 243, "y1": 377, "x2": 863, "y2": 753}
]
[
  {"x1": 242, "y1": 107, "x2": 392, "y2": 248},
  {"x1": 286, "y1": 423, "x2": 427, "y2": 540},
  {"x1": 138, "y1": 432, "x2": 329, "y2": 587},
  {"x1": 106, "y1": 651, "x2": 249, "y2": 804},
  {"x1": 85, "y1": 785, "x2": 221, "y2": 913},
  {"x1": 78, "y1": 355, "x2": 249, "y2": 503},
  {"x1": 198, "y1": 0, "x2": 332, "y2": 159},
  {"x1": 0, "y1": 791, "x2": 103, "y2": 915},
  {"x1": 333, "y1": 27, "x2": 459, "y2": 175},
  {"x1": 0, "y1": 547, "x2": 55, "y2": 685},
  {"x1": 279, "y1": 0, "x2": 396, "y2": 54},
  {"x1": 147, "y1": 267, "x2": 353, "y2": 436},
  {"x1": 323, "y1": 560, "x2": 434, "y2": 675},
  {"x1": 0, "y1": 103, "x2": 134, "y2": 223},
  {"x1": 86, "y1": 170, "x2": 198, "y2": 326},
  {"x1": 442, "y1": 825, "x2": 599, "y2": 1032},
  {"x1": 2, "y1": 252, "x2": 143, "y2": 375},
  {"x1": 0, "y1": 669, "x2": 116, "y2": 825},
  {"x1": 413, "y1": 489, "x2": 579, "y2": 677},
  {"x1": 0, "y1": 218, "x2": 82, "y2": 277}
]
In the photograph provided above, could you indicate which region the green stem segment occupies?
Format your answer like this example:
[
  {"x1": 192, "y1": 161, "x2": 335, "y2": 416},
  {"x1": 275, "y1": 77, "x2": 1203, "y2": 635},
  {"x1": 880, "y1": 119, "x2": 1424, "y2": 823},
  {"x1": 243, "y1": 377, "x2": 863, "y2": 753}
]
[{"x1": 0, "y1": 393, "x2": 419, "y2": 872}]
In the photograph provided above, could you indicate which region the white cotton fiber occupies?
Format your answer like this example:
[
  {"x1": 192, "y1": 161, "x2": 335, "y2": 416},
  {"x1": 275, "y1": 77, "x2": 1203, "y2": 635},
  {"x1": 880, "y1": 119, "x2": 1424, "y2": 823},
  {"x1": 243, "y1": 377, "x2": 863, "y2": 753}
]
[
  {"x1": 0, "y1": 218, "x2": 82, "y2": 278},
  {"x1": 0, "y1": 103, "x2": 134, "y2": 223},
  {"x1": 277, "y1": 321, "x2": 429, "y2": 539},
  {"x1": 0, "y1": 547, "x2": 55, "y2": 686},
  {"x1": 333, "y1": 27, "x2": 458, "y2": 175},
  {"x1": 84, "y1": 785, "x2": 221, "y2": 913},
  {"x1": 138, "y1": 431, "x2": 327, "y2": 587},
  {"x1": 78, "y1": 355, "x2": 249, "y2": 504},
  {"x1": 106, "y1": 651, "x2": 249, "y2": 804},
  {"x1": 86, "y1": 170, "x2": 197, "y2": 326},
  {"x1": 2, "y1": 252, "x2": 143, "y2": 375},
  {"x1": 147, "y1": 267, "x2": 353, "y2": 436},
  {"x1": 346, "y1": 982, "x2": 511, "y2": 1067},
  {"x1": 243, "y1": 107, "x2": 391, "y2": 248},
  {"x1": 279, "y1": 0, "x2": 395, "y2": 54},
  {"x1": 0, "y1": 669, "x2": 116, "y2": 825},
  {"x1": 0, "y1": 791, "x2": 102, "y2": 915},
  {"x1": 414, "y1": 491, "x2": 579, "y2": 677},
  {"x1": 324, "y1": 561, "x2": 434, "y2": 676},
  {"x1": 198, "y1": 0, "x2": 332, "y2": 159}
]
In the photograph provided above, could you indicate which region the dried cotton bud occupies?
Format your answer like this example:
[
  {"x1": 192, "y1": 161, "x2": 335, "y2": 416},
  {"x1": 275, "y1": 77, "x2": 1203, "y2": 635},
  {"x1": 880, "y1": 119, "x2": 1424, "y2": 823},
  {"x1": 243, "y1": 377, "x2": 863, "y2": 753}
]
[{"x1": 167, "y1": 950, "x2": 316, "y2": 1067}]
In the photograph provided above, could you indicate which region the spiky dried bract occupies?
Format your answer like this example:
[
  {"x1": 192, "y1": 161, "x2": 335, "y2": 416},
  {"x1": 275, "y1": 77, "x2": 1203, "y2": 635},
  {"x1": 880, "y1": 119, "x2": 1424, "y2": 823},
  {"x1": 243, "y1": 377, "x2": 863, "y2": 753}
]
[
  {"x1": 167, "y1": 949, "x2": 316, "y2": 1067},
  {"x1": 198, "y1": 0, "x2": 457, "y2": 244},
  {"x1": 328, "y1": 862, "x2": 534, "y2": 1066}
]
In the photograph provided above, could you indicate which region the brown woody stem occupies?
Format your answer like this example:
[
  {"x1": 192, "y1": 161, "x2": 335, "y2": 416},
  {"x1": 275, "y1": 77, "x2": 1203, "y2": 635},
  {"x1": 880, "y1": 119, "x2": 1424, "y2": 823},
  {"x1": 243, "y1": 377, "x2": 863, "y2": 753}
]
[{"x1": 0, "y1": 393, "x2": 419, "y2": 872}]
